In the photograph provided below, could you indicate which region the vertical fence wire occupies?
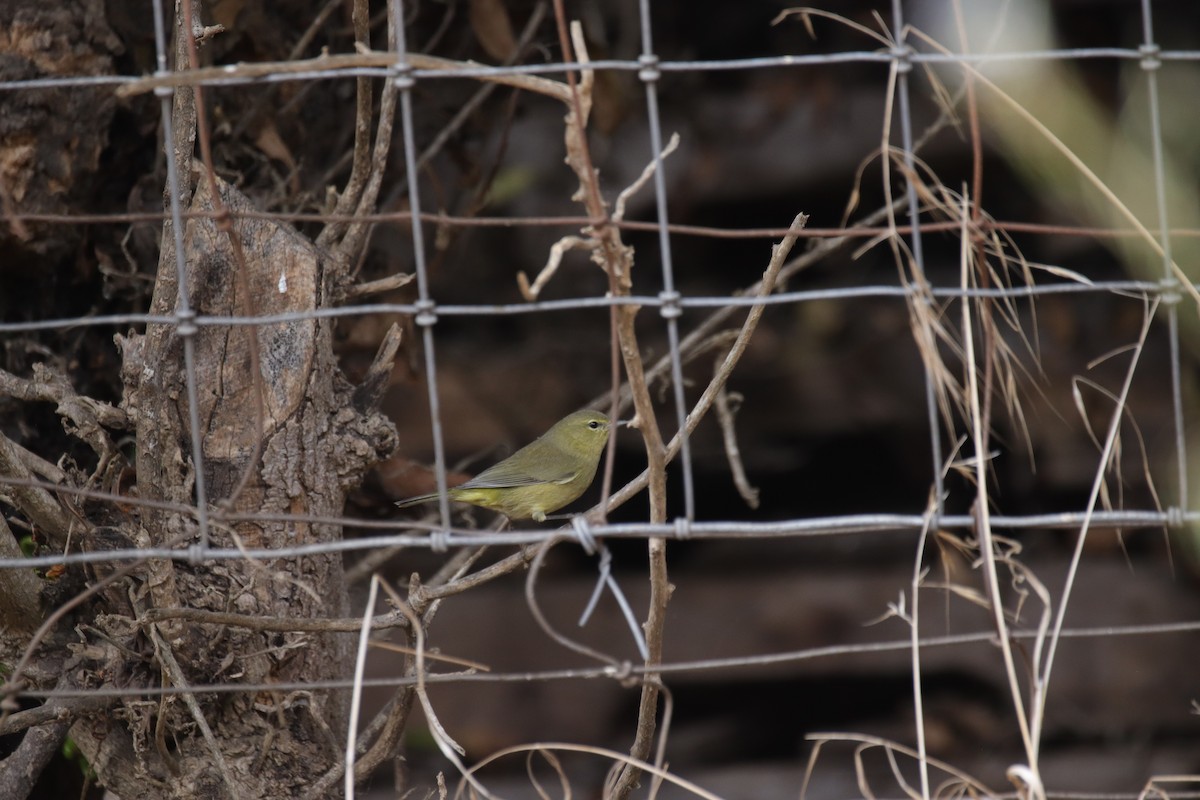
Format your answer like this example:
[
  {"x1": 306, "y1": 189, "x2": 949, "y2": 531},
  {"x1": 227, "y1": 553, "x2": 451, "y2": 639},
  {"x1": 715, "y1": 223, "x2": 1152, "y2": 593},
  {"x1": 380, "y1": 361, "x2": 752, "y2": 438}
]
[
  {"x1": 388, "y1": 0, "x2": 455, "y2": 538},
  {"x1": 151, "y1": 0, "x2": 214, "y2": 554},
  {"x1": 890, "y1": 0, "x2": 947, "y2": 522},
  {"x1": 1138, "y1": 0, "x2": 1189, "y2": 512},
  {"x1": 636, "y1": 0, "x2": 695, "y2": 522}
]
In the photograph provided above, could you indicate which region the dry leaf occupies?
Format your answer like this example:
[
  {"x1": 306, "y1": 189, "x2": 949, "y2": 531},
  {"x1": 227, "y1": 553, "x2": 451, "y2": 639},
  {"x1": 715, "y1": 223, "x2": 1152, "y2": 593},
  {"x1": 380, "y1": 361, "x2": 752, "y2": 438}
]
[
  {"x1": 469, "y1": 0, "x2": 517, "y2": 62},
  {"x1": 254, "y1": 120, "x2": 296, "y2": 170}
]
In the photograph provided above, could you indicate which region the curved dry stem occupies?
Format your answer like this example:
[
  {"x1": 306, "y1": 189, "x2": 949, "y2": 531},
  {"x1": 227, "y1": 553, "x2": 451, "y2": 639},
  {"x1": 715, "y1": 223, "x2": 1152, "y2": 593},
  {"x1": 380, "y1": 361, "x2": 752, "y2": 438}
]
[
  {"x1": 388, "y1": 585, "x2": 498, "y2": 800},
  {"x1": 712, "y1": 382, "x2": 759, "y2": 509},
  {"x1": 602, "y1": 213, "x2": 807, "y2": 515},
  {"x1": 903, "y1": 27, "x2": 1200, "y2": 312},
  {"x1": 524, "y1": 538, "x2": 622, "y2": 667},
  {"x1": 525, "y1": 748, "x2": 571, "y2": 800},
  {"x1": 455, "y1": 742, "x2": 727, "y2": 800},
  {"x1": 959, "y1": 195, "x2": 1038, "y2": 771},
  {"x1": 1031, "y1": 299, "x2": 1157, "y2": 755},
  {"x1": 801, "y1": 732, "x2": 997, "y2": 798}
]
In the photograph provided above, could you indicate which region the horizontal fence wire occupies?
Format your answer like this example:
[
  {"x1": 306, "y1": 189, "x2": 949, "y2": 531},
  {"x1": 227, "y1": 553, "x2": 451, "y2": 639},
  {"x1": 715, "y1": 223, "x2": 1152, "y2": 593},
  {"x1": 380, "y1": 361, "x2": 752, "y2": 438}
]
[
  {"x1": 14, "y1": 615, "x2": 1200, "y2": 701},
  {"x1": 5, "y1": 47, "x2": 1200, "y2": 95},
  {"x1": 0, "y1": 281, "x2": 1185, "y2": 334},
  {"x1": 0, "y1": 509, "x2": 1195, "y2": 570}
]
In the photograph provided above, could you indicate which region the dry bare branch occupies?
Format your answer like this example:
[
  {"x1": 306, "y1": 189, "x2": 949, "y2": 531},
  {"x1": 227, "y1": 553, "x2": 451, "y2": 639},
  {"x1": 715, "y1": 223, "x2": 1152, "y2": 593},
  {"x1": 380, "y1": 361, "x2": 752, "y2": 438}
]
[
  {"x1": 712, "y1": 383, "x2": 759, "y2": 509},
  {"x1": 0, "y1": 431, "x2": 76, "y2": 549},
  {"x1": 518, "y1": 235, "x2": 592, "y2": 301},
  {"x1": 958, "y1": 192, "x2": 1038, "y2": 774},
  {"x1": 801, "y1": 732, "x2": 997, "y2": 799},
  {"x1": 149, "y1": 624, "x2": 241, "y2": 799},
  {"x1": 613, "y1": 132, "x2": 681, "y2": 223},
  {"x1": 0, "y1": 514, "x2": 42, "y2": 632},
  {"x1": 602, "y1": 212, "x2": 808, "y2": 516},
  {"x1": 315, "y1": 0, "x2": 373, "y2": 252},
  {"x1": 536, "y1": 17, "x2": 673, "y2": 795},
  {"x1": 116, "y1": 52, "x2": 573, "y2": 105},
  {"x1": 344, "y1": 272, "x2": 415, "y2": 300},
  {"x1": 0, "y1": 710, "x2": 71, "y2": 799}
]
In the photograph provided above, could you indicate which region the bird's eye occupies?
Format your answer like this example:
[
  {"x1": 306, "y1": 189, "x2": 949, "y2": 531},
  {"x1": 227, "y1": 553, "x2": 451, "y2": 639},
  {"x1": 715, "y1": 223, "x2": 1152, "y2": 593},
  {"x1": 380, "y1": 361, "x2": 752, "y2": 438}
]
[{"x1": 588, "y1": 421, "x2": 600, "y2": 429}]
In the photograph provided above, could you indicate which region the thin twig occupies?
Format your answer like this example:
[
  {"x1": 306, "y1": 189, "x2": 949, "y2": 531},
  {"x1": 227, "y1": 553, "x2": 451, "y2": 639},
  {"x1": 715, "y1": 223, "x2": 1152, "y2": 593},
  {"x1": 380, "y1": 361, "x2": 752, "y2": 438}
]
[
  {"x1": 586, "y1": 205, "x2": 890, "y2": 420},
  {"x1": 139, "y1": 606, "x2": 409, "y2": 632},
  {"x1": 116, "y1": 52, "x2": 573, "y2": 105},
  {"x1": 315, "y1": 0, "x2": 373, "y2": 251},
  {"x1": 1031, "y1": 297, "x2": 1157, "y2": 759},
  {"x1": 344, "y1": 271, "x2": 415, "y2": 299},
  {"x1": 336, "y1": 7, "x2": 400, "y2": 264},
  {"x1": 601, "y1": 213, "x2": 808, "y2": 517},
  {"x1": 712, "y1": 382, "x2": 759, "y2": 509},
  {"x1": 150, "y1": 624, "x2": 242, "y2": 799},
  {"x1": 958, "y1": 192, "x2": 1038, "y2": 777},
  {"x1": 539, "y1": 14, "x2": 673, "y2": 796}
]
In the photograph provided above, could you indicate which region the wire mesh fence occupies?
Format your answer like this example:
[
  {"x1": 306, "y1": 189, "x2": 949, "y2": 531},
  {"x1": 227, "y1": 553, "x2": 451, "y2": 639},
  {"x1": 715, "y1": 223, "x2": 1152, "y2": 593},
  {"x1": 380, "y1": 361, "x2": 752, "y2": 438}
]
[{"x1": 2, "y1": 0, "x2": 1200, "y2": 797}]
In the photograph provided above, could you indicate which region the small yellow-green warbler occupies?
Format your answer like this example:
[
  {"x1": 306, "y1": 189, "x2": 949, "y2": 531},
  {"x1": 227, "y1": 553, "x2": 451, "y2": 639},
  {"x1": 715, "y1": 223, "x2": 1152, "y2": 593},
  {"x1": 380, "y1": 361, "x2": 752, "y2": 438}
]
[{"x1": 395, "y1": 409, "x2": 612, "y2": 522}]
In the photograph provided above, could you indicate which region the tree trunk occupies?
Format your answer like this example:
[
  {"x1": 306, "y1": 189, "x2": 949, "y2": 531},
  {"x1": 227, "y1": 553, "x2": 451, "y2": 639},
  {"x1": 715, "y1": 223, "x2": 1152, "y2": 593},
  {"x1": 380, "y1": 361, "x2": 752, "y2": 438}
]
[{"x1": 69, "y1": 173, "x2": 397, "y2": 799}]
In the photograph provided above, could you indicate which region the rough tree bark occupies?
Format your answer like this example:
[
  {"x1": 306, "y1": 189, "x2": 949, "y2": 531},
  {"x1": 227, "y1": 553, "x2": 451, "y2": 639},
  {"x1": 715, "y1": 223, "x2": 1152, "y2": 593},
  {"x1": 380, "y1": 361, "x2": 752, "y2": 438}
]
[{"x1": 56, "y1": 172, "x2": 394, "y2": 797}]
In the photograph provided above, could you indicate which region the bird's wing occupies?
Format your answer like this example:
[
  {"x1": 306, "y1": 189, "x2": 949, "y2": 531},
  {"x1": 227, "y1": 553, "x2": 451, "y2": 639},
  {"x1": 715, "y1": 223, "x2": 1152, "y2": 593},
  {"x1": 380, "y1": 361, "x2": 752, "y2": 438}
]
[{"x1": 458, "y1": 441, "x2": 578, "y2": 488}]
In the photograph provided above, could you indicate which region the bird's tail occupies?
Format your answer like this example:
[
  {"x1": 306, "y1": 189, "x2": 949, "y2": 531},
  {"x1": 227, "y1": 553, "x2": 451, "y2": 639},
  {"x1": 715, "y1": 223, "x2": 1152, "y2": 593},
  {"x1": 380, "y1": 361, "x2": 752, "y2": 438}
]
[{"x1": 394, "y1": 493, "x2": 438, "y2": 510}]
